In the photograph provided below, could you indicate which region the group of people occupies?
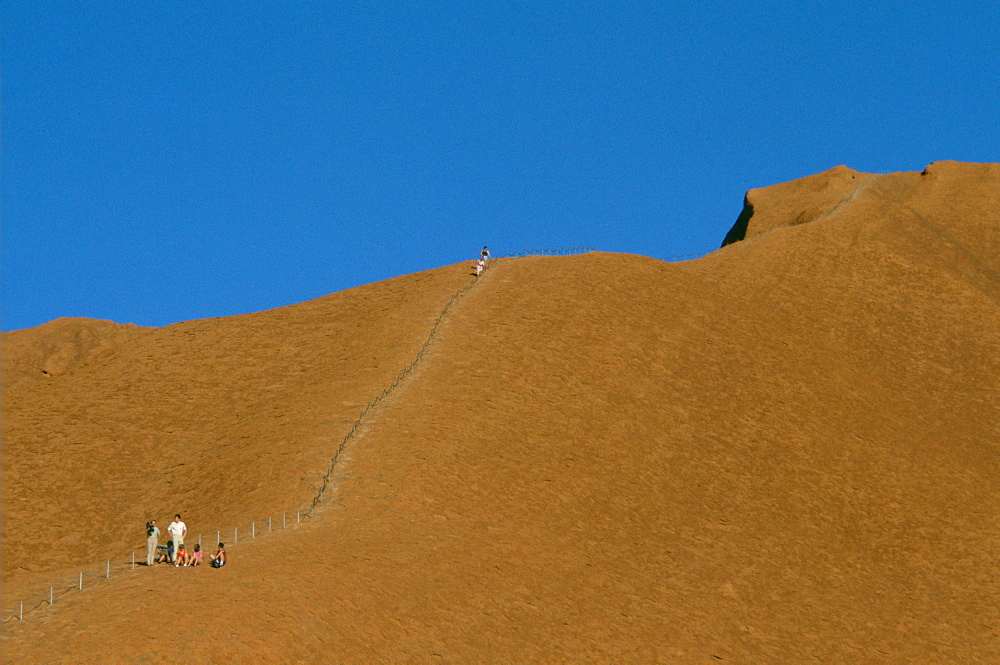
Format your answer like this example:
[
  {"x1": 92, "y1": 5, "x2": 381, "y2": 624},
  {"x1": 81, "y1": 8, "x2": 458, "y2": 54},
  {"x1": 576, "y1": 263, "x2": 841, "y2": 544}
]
[
  {"x1": 145, "y1": 514, "x2": 226, "y2": 569},
  {"x1": 476, "y1": 246, "x2": 490, "y2": 276},
  {"x1": 141, "y1": 249, "x2": 495, "y2": 570}
]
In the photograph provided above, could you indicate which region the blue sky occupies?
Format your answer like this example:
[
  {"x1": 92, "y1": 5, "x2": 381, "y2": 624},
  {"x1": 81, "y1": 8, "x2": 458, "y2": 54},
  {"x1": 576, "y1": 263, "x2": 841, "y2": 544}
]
[{"x1": 3, "y1": 1, "x2": 998, "y2": 331}]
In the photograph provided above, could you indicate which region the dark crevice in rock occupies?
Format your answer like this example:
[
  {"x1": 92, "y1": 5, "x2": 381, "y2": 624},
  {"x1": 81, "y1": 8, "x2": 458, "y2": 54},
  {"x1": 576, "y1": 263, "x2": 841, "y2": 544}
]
[{"x1": 721, "y1": 196, "x2": 753, "y2": 247}]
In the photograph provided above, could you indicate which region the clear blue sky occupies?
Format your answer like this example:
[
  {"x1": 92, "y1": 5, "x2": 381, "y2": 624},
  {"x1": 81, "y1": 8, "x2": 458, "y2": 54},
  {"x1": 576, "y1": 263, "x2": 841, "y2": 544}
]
[{"x1": 3, "y1": 1, "x2": 998, "y2": 331}]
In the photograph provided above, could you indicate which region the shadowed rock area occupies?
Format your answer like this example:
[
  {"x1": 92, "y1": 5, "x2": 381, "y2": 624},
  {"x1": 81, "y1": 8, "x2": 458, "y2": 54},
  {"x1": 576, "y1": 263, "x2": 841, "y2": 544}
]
[{"x1": 3, "y1": 161, "x2": 998, "y2": 663}]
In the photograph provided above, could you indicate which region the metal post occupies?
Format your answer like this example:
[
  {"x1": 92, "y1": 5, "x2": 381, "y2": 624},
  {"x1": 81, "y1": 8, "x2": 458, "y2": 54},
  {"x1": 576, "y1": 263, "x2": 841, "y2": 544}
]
[
  {"x1": 297, "y1": 511, "x2": 300, "y2": 523},
  {"x1": 198, "y1": 533, "x2": 202, "y2": 548},
  {"x1": 20, "y1": 601, "x2": 23, "y2": 621},
  {"x1": 234, "y1": 527, "x2": 238, "y2": 543},
  {"x1": 79, "y1": 571, "x2": 83, "y2": 590},
  {"x1": 282, "y1": 513, "x2": 286, "y2": 529},
  {"x1": 50, "y1": 586, "x2": 54, "y2": 605},
  {"x1": 252, "y1": 521, "x2": 255, "y2": 539},
  {"x1": 268, "y1": 517, "x2": 272, "y2": 532},
  {"x1": 132, "y1": 552, "x2": 135, "y2": 570},
  {"x1": 106, "y1": 560, "x2": 110, "y2": 579}
]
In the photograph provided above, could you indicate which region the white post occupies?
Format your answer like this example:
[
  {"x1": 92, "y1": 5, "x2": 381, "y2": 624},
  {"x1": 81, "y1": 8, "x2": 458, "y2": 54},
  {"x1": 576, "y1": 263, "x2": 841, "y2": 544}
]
[
  {"x1": 198, "y1": 533, "x2": 202, "y2": 548},
  {"x1": 282, "y1": 513, "x2": 286, "y2": 529},
  {"x1": 268, "y1": 516, "x2": 272, "y2": 532},
  {"x1": 216, "y1": 530, "x2": 220, "y2": 546},
  {"x1": 50, "y1": 586, "x2": 54, "y2": 605},
  {"x1": 297, "y1": 511, "x2": 300, "y2": 523},
  {"x1": 20, "y1": 601, "x2": 23, "y2": 621},
  {"x1": 106, "y1": 560, "x2": 110, "y2": 579},
  {"x1": 131, "y1": 552, "x2": 135, "y2": 570},
  {"x1": 252, "y1": 521, "x2": 255, "y2": 539},
  {"x1": 234, "y1": 527, "x2": 238, "y2": 543},
  {"x1": 79, "y1": 571, "x2": 83, "y2": 590}
]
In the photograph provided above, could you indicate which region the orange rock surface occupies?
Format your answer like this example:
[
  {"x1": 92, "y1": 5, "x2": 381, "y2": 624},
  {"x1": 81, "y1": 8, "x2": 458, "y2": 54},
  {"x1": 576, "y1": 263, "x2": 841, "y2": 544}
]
[{"x1": 3, "y1": 162, "x2": 998, "y2": 663}]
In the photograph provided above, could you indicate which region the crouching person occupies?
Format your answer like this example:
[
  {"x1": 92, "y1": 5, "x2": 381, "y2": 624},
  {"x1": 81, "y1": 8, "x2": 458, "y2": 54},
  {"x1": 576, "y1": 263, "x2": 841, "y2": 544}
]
[{"x1": 210, "y1": 542, "x2": 226, "y2": 568}]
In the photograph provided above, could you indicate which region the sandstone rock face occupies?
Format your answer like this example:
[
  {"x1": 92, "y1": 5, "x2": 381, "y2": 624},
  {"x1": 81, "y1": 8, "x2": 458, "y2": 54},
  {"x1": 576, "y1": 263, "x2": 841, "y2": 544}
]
[
  {"x1": 724, "y1": 161, "x2": 1000, "y2": 255},
  {"x1": 4, "y1": 162, "x2": 998, "y2": 663}
]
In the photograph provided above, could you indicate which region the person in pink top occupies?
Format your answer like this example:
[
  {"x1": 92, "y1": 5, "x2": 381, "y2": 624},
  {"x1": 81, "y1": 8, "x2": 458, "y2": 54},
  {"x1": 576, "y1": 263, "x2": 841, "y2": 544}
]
[{"x1": 188, "y1": 543, "x2": 204, "y2": 566}]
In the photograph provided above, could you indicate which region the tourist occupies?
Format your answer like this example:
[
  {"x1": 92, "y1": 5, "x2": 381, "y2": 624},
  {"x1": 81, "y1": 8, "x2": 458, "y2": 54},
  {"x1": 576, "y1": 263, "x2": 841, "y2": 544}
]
[
  {"x1": 155, "y1": 540, "x2": 174, "y2": 564},
  {"x1": 167, "y1": 514, "x2": 187, "y2": 562},
  {"x1": 210, "y1": 542, "x2": 226, "y2": 568},
  {"x1": 145, "y1": 519, "x2": 160, "y2": 566}
]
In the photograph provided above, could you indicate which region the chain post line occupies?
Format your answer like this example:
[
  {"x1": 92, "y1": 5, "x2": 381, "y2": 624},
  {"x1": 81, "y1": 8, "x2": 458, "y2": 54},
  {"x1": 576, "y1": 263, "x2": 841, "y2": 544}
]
[
  {"x1": 4, "y1": 245, "x2": 607, "y2": 624},
  {"x1": 301, "y1": 244, "x2": 602, "y2": 516},
  {"x1": 4, "y1": 250, "x2": 495, "y2": 623},
  {"x1": 495, "y1": 246, "x2": 711, "y2": 263},
  {"x1": 658, "y1": 250, "x2": 713, "y2": 262},
  {"x1": 4, "y1": 246, "x2": 567, "y2": 622},
  {"x1": 301, "y1": 251, "x2": 502, "y2": 517},
  {"x1": 2, "y1": 513, "x2": 298, "y2": 623}
]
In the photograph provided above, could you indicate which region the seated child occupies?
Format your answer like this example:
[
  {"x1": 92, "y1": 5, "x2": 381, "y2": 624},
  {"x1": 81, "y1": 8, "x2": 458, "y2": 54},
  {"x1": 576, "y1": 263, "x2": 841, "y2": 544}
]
[
  {"x1": 210, "y1": 542, "x2": 226, "y2": 568},
  {"x1": 189, "y1": 543, "x2": 204, "y2": 567},
  {"x1": 155, "y1": 541, "x2": 174, "y2": 564},
  {"x1": 174, "y1": 544, "x2": 189, "y2": 567}
]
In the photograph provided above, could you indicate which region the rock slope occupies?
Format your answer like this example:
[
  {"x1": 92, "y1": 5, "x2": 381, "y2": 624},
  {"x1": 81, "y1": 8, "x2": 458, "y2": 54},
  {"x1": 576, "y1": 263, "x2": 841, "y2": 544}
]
[{"x1": 3, "y1": 161, "x2": 997, "y2": 663}]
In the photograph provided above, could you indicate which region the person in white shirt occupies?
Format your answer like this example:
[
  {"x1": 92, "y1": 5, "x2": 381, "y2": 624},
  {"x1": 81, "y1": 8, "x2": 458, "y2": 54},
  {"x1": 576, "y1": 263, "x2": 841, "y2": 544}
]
[{"x1": 167, "y1": 514, "x2": 187, "y2": 562}]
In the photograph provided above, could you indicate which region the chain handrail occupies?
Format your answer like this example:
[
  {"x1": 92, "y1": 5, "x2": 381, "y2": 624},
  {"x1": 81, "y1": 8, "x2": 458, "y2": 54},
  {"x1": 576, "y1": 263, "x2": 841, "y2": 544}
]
[
  {"x1": 6, "y1": 244, "x2": 721, "y2": 623},
  {"x1": 3, "y1": 251, "x2": 497, "y2": 623}
]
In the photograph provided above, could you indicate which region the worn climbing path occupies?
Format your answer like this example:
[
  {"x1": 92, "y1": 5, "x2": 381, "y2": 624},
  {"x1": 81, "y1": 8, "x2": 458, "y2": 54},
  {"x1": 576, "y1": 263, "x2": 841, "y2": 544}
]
[{"x1": 303, "y1": 258, "x2": 502, "y2": 517}]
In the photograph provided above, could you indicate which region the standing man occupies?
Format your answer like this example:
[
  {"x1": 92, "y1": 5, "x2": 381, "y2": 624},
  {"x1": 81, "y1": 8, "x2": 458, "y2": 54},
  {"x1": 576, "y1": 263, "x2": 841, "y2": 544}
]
[
  {"x1": 146, "y1": 519, "x2": 160, "y2": 566},
  {"x1": 167, "y1": 514, "x2": 187, "y2": 563}
]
